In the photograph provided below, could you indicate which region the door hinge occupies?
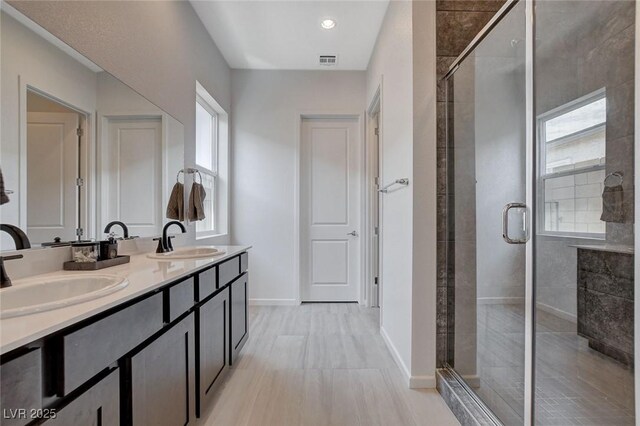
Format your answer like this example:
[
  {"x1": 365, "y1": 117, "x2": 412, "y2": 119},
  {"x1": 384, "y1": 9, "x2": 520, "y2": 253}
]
[
  {"x1": 76, "y1": 128, "x2": 83, "y2": 137},
  {"x1": 374, "y1": 176, "x2": 380, "y2": 186},
  {"x1": 76, "y1": 177, "x2": 84, "y2": 187},
  {"x1": 374, "y1": 127, "x2": 379, "y2": 136},
  {"x1": 374, "y1": 226, "x2": 379, "y2": 236},
  {"x1": 76, "y1": 228, "x2": 84, "y2": 237},
  {"x1": 374, "y1": 277, "x2": 379, "y2": 285}
]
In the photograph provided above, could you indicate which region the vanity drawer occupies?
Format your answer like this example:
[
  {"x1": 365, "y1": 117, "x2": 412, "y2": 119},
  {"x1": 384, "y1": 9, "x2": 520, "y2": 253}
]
[
  {"x1": 61, "y1": 293, "x2": 163, "y2": 394},
  {"x1": 197, "y1": 267, "x2": 217, "y2": 301},
  {"x1": 167, "y1": 277, "x2": 195, "y2": 321},
  {"x1": 240, "y1": 253, "x2": 249, "y2": 273},
  {"x1": 0, "y1": 348, "x2": 42, "y2": 426},
  {"x1": 219, "y1": 257, "x2": 240, "y2": 288}
]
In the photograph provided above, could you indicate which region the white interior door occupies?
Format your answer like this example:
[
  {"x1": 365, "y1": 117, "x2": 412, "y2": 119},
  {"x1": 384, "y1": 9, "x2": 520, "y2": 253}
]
[
  {"x1": 104, "y1": 117, "x2": 162, "y2": 238},
  {"x1": 301, "y1": 117, "x2": 361, "y2": 302},
  {"x1": 26, "y1": 112, "x2": 79, "y2": 244}
]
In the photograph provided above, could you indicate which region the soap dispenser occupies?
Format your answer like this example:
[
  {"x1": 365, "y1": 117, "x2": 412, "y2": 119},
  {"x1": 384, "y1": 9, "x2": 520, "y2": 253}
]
[{"x1": 99, "y1": 233, "x2": 119, "y2": 260}]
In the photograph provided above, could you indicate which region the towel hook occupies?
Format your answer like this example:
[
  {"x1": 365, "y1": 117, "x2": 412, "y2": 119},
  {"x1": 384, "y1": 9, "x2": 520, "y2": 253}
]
[{"x1": 604, "y1": 171, "x2": 623, "y2": 188}]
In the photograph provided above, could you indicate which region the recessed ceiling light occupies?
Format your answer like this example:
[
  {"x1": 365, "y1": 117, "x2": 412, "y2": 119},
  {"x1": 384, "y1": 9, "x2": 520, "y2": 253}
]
[{"x1": 321, "y1": 19, "x2": 336, "y2": 30}]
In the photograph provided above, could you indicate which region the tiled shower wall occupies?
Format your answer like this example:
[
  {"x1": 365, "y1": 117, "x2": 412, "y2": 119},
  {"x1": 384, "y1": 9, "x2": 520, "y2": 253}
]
[{"x1": 435, "y1": 0, "x2": 506, "y2": 367}]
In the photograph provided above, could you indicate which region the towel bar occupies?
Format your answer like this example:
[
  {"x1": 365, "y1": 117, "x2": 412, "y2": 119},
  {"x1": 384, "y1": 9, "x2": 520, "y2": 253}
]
[{"x1": 379, "y1": 178, "x2": 409, "y2": 193}]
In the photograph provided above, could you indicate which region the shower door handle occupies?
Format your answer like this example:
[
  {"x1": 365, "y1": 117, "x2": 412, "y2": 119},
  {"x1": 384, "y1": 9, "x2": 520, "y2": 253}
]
[{"x1": 502, "y1": 202, "x2": 529, "y2": 244}]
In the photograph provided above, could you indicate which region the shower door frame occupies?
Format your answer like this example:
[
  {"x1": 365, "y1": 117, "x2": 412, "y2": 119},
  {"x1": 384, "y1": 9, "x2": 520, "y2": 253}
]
[
  {"x1": 445, "y1": 0, "x2": 640, "y2": 424},
  {"x1": 442, "y1": 0, "x2": 536, "y2": 423}
]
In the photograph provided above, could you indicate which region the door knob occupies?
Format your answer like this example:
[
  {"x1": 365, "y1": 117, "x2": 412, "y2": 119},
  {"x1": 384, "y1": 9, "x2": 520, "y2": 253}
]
[{"x1": 347, "y1": 231, "x2": 358, "y2": 237}]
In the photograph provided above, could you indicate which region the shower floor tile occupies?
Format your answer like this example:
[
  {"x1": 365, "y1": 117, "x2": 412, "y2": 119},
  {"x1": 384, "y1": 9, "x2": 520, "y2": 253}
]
[{"x1": 469, "y1": 303, "x2": 634, "y2": 425}]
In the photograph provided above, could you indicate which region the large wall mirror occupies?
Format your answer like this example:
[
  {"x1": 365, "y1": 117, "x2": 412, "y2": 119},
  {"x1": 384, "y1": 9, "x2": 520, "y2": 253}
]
[{"x1": 0, "y1": 4, "x2": 186, "y2": 251}]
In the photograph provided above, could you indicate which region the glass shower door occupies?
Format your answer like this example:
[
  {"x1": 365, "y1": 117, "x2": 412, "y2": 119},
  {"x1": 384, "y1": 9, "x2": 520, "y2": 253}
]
[
  {"x1": 446, "y1": 2, "x2": 530, "y2": 424},
  {"x1": 533, "y1": 1, "x2": 636, "y2": 424}
]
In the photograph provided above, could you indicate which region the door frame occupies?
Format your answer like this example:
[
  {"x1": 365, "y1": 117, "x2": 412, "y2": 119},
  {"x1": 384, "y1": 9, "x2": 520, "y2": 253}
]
[
  {"x1": 18, "y1": 80, "x2": 94, "y2": 241},
  {"x1": 294, "y1": 111, "x2": 366, "y2": 305},
  {"x1": 366, "y1": 86, "x2": 382, "y2": 308}
]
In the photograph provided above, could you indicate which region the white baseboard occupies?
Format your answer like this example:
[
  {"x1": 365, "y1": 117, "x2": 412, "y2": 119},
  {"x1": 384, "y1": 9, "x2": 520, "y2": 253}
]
[
  {"x1": 409, "y1": 375, "x2": 436, "y2": 389},
  {"x1": 476, "y1": 297, "x2": 577, "y2": 323},
  {"x1": 380, "y1": 326, "x2": 411, "y2": 384},
  {"x1": 380, "y1": 326, "x2": 435, "y2": 389},
  {"x1": 536, "y1": 302, "x2": 577, "y2": 323},
  {"x1": 477, "y1": 297, "x2": 524, "y2": 305},
  {"x1": 248, "y1": 298, "x2": 298, "y2": 306}
]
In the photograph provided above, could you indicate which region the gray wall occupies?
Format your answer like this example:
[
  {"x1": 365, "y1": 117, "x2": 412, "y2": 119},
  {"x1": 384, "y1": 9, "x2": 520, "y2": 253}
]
[
  {"x1": 535, "y1": 0, "x2": 635, "y2": 320},
  {"x1": 230, "y1": 70, "x2": 366, "y2": 304},
  {"x1": 9, "y1": 0, "x2": 232, "y2": 245}
]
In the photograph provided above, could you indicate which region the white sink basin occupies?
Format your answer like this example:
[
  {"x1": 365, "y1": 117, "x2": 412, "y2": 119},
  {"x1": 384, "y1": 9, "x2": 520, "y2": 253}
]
[
  {"x1": 147, "y1": 247, "x2": 225, "y2": 260},
  {"x1": 0, "y1": 274, "x2": 129, "y2": 319}
]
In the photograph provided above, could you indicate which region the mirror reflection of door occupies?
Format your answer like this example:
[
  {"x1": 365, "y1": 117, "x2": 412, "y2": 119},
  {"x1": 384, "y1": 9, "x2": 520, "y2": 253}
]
[
  {"x1": 104, "y1": 117, "x2": 163, "y2": 238},
  {"x1": 26, "y1": 90, "x2": 84, "y2": 245}
]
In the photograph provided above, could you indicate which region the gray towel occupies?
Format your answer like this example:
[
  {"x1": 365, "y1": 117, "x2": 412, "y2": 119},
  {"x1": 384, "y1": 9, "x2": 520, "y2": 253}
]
[
  {"x1": 600, "y1": 184, "x2": 624, "y2": 223},
  {"x1": 0, "y1": 168, "x2": 9, "y2": 205},
  {"x1": 166, "y1": 182, "x2": 185, "y2": 221},
  {"x1": 188, "y1": 182, "x2": 206, "y2": 222}
]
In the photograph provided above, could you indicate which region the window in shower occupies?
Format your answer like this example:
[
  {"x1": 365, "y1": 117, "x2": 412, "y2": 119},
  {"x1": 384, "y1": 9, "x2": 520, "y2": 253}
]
[{"x1": 538, "y1": 89, "x2": 606, "y2": 236}]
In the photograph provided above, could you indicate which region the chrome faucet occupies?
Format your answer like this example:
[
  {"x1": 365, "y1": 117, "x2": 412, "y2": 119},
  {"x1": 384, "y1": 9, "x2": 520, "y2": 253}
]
[
  {"x1": 154, "y1": 221, "x2": 186, "y2": 253},
  {"x1": 1, "y1": 254, "x2": 23, "y2": 288},
  {"x1": 0, "y1": 224, "x2": 31, "y2": 250},
  {"x1": 103, "y1": 221, "x2": 129, "y2": 239}
]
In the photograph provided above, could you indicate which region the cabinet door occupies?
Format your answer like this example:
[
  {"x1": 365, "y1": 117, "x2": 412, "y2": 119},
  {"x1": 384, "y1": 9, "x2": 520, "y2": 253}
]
[
  {"x1": 0, "y1": 348, "x2": 41, "y2": 426},
  {"x1": 197, "y1": 288, "x2": 228, "y2": 415},
  {"x1": 45, "y1": 369, "x2": 119, "y2": 426},
  {"x1": 130, "y1": 314, "x2": 196, "y2": 426},
  {"x1": 230, "y1": 273, "x2": 248, "y2": 364}
]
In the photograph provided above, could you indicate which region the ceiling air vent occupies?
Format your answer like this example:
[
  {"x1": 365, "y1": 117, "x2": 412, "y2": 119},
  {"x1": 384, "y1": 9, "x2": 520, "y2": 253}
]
[{"x1": 319, "y1": 55, "x2": 338, "y2": 66}]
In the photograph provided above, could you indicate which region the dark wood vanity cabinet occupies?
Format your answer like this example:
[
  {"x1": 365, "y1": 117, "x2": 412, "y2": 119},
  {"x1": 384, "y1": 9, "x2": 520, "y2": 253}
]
[
  {"x1": 0, "y1": 251, "x2": 249, "y2": 426},
  {"x1": 197, "y1": 287, "x2": 229, "y2": 415},
  {"x1": 230, "y1": 273, "x2": 249, "y2": 364},
  {"x1": 0, "y1": 348, "x2": 42, "y2": 426},
  {"x1": 44, "y1": 369, "x2": 120, "y2": 426},
  {"x1": 129, "y1": 313, "x2": 196, "y2": 426}
]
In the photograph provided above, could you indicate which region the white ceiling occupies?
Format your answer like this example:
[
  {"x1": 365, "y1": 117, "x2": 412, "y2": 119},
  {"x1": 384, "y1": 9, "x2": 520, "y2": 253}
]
[{"x1": 190, "y1": 1, "x2": 390, "y2": 70}]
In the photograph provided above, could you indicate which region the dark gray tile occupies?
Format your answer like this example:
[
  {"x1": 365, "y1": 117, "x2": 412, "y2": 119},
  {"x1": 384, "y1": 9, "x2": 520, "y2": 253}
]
[
  {"x1": 579, "y1": 270, "x2": 633, "y2": 299},
  {"x1": 584, "y1": 289, "x2": 634, "y2": 355},
  {"x1": 437, "y1": 101, "x2": 447, "y2": 148},
  {"x1": 436, "y1": 0, "x2": 506, "y2": 13},
  {"x1": 437, "y1": 287, "x2": 448, "y2": 335},
  {"x1": 437, "y1": 11, "x2": 497, "y2": 57}
]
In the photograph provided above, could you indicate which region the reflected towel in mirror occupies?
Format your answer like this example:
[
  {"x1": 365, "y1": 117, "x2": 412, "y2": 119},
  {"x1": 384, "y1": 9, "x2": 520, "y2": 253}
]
[{"x1": 0, "y1": 168, "x2": 9, "y2": 205}]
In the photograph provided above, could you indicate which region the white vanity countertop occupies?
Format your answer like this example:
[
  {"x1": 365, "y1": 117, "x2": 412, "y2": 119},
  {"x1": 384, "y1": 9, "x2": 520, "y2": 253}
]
[{"x1": 0, "y1": 245, "x2": 251, "y2": 355}]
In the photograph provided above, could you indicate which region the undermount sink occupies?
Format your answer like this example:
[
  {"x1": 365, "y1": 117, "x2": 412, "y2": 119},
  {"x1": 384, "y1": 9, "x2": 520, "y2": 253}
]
[
  {"x1": 0, "y1": 274, "x2": 129, "y2": 319},
  {"x1": 147, "y1": 247, "x2": 226, "y2": 260}
]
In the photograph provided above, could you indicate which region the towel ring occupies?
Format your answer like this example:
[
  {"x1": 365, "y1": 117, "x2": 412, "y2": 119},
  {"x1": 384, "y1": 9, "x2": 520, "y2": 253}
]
[
  {"x1": 176, "y1": 168, "x2": 202, "y2": 184},
  {"x1": 604, "y1": 171, "x2": 623, "y2": 188}
]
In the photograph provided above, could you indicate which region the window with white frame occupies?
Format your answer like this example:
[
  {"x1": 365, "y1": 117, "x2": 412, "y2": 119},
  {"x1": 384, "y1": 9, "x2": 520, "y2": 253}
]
[
  {"x1": 539, "y1": 89, "x2": 606, "y2": 237},
  {"x1": 195, "y1": 92, "x2": 218, "y2": 237}
]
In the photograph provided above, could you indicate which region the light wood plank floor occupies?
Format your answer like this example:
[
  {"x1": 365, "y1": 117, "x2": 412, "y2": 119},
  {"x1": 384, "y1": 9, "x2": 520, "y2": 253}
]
[{"x1": 201, "y1": 303, "x2": 459, "y2": 426}]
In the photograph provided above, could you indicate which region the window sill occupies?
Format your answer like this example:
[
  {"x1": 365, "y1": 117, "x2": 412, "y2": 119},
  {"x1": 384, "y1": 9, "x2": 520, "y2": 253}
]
[
  {"x1": 196, "y1": 232, "x2": 228, "y2": 241},
  {"x1": 536, "y1": 233, "x2": 605, "y2": 242}
]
